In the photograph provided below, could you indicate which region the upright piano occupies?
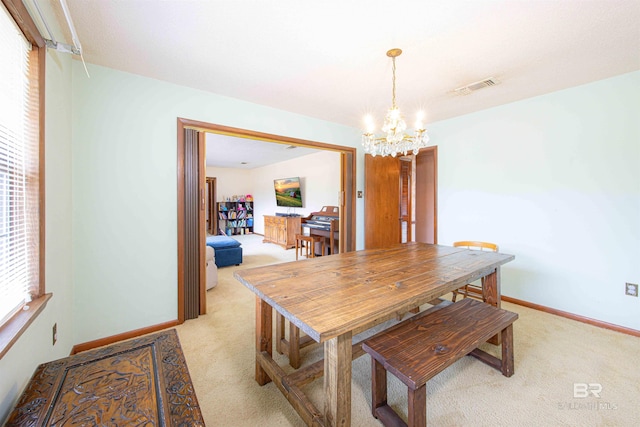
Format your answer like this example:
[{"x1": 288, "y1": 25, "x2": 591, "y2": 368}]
[{"x1": 302, "y1": 206, "x2": 339, "y2": 255}]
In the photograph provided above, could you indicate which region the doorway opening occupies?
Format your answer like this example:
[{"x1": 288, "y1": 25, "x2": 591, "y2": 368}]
[{"x1": 177, "y1": 118, "x2": 357, "y2": 323}]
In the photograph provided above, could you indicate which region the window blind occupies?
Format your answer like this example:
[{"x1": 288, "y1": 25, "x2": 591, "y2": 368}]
[{"x1": 0, "y1": 2, "x2": 39, "y2": 324}]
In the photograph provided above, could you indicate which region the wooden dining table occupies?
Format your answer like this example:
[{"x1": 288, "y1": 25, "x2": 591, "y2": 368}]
[{"x1": 233, "y1": 242, "x2": 514, "y2": 427}]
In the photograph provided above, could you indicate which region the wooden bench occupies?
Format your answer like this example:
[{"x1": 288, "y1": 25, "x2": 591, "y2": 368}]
[{"x1": 361, "y1": 298, "x2": 518, "y2": 427}]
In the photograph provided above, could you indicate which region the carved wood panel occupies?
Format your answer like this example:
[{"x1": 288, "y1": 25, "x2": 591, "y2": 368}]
[{"x1": 6, "y1": 329, "x2": 204, "y2": 427}]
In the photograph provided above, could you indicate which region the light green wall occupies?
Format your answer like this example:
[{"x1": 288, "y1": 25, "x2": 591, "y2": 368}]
[
  {"x1": 70, "y1": 62, "x2": 363, "y2": 345},
  {"x1": 432, "y1": 71, "x2": 640, "y2": 329}
]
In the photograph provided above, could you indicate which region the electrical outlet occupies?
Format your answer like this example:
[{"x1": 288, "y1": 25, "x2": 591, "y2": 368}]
[
  {"x1": 625, "y1": 283, "x2": 638, "y2": 297},
  {"x1": 52, "y1": 323, "x2": 57, "y2": 345}
]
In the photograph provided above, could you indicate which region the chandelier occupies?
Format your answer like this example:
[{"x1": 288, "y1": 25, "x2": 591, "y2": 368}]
[{"x1": 362, "y1": 48, "x2": 430, "y2": 157}]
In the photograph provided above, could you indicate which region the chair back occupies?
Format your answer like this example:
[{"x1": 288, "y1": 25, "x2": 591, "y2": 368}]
[
  {"x1": 453, "y1": 241, "x2": 498, "y2": 252},
  {"x1": 450, "y1": 241, "x2": 499, "y2": 303}
]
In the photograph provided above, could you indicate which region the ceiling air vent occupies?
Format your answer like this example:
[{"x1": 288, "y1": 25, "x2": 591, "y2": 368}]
[{"x1": 454, "y1": 77, "x2": 499, "y2": 96}]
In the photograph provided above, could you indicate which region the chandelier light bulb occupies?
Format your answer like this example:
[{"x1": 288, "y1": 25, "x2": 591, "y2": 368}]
[
  {"x1": 415, "y1": 111, "x2": 424, "y2": 130},
  {"x1": 361, "y1": 49, "x2": 431, "y2": 157},
  {"x1": 364, "y1": 114, "x2": 375, "y2": 134}
]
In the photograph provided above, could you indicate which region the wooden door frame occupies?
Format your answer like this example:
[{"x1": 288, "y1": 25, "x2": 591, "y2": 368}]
[
  {"x1": 399, "y1": 157, "x2": 412, "y2": 243},
  {"x1": 177, "y1": 118, "x2": 357, "y2": 323},
  {"x1": 197, "y1": 132, "x2": 207, "y2": 315},
  {"x1": 206, "y1": 177, "x2": 217, "y2": 235}
]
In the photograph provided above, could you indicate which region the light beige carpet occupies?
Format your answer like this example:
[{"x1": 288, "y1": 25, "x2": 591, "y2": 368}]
[{"x1": 175, "y1": 234, "x2": 639, "y2": 426}]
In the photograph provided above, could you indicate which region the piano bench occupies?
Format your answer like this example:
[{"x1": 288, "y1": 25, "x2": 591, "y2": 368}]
[{"x1": 295, "y1": 234, "x2": 325, "y2": 260}]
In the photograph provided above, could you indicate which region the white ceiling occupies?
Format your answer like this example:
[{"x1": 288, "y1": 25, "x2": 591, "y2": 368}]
[
  {"x1": 36, "y1": 1, "x2": 640, "y2": 167},
  {"x1": 205, "y1": 133, "x2": 321, "y2": 169}
]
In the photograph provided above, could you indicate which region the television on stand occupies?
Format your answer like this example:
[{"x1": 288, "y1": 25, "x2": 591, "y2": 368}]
[{"x1": 274, "y1": 177, "x2": 303, "y2": 209}]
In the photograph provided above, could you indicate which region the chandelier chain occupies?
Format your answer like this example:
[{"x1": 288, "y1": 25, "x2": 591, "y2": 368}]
[{"x1": 391, "y1": 56, "x2": 397, "y2": 109}]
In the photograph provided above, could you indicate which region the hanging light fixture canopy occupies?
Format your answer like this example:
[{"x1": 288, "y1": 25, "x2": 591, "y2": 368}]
[{"x1": 362, "y1": 48, "x2": 430, "y2": 157}]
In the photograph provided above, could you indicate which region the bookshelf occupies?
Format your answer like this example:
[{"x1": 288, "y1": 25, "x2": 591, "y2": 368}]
[{"x1": 217, "y1": 199, "x2": 254, "y2": 235}]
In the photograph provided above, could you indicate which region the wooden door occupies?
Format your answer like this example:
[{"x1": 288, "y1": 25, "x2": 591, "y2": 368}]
[
  {"x1": 415, "y1": 147, "x2": 438, "y2": 244},
  {"x1": 365, "y1": 148, "x2": 438, "y2": 248},
  {"x1": 179, "y1": 128, "x2": 205, "y2": 321},
  {"x1": 364, "y1": 155, "x2": 401, "y2": 249}
]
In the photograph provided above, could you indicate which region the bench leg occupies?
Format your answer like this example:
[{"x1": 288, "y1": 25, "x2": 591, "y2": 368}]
[
  {"x1": 408, "y1": 385, "x2": 426, "y2": 427},
  {"x1": 501, "y1": 324, "x2": 514, "y2": 377},
  {"x1": 371, "y1": 358, "x2": 387, "y2": 418}
]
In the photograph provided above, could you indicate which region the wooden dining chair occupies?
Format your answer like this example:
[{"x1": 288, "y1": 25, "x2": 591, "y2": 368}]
[{"x1": 451, "y1": 241, "x2": 499, "y2": 302}]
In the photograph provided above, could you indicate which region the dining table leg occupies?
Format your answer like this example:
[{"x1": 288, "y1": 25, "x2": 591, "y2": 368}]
[
  {"x1": 255, "y1": 296, "x2": 272, "y2": 385},
  {"x1": 482, "y1": 267, "x2": 502, "y2": 345},
  {"x1": 481, "y1": 267, "x2": 501, "y2": 309},
  {"x1": 323, "y1": 332, "x2": 352, "y2": 427}
]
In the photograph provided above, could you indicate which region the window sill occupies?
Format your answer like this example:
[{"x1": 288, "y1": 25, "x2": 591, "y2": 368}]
[{"x1": 0, "y1": 293, "x2": 52, "y2": 360}]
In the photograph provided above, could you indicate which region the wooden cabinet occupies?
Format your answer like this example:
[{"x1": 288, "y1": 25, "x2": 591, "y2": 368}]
[{"x1": 263, "y1": 215, "x2": 301, "y2": 249}]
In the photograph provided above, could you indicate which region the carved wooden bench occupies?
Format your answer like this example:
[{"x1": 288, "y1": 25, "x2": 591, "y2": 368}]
[
  {"x1": 5, "y1": 330, "x2": 204, "y2": 426},
  {"x1": 362, "y1": 298, "x2": 518, "y2": 427}
]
